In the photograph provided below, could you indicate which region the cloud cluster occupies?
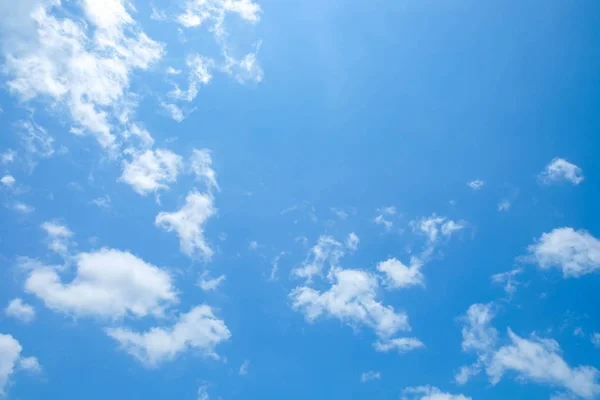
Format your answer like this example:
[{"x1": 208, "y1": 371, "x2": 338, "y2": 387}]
[{"x1": 0, "y1": 333, "x2": 40, "y2": 395}]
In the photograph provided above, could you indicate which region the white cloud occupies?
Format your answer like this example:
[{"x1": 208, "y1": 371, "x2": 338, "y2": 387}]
[
  {"x1": 498, "y1": 200, "x2": 511, "y2": 212},
  {"x1": 248, "y1": 241, "x2": 258, "y2": 250},
  {"x1": 455, "y1": 303, "x2": 600, "y2": 398},
  {"x1": 488, "y1": 329, "x2": 600, "y2": 399},
  {"x1": 25, "y1": 248, "x2": 177, "y2": 319},
  {"x1": 0, "y1": 150, "x2": 16, "y2": 164},
  {"x1": 455, "y1": 303, "x2": 497, "y2": 384},
  {"x1": 91, "y1": 195, "x2": 111, "y2": 210},
  {"x1": 3, "y1": 0, "x2": 164, "y2": 149},
  {"x1": 239, "y1": 359, "x2": 249, "y2": 375},
  {"x1": 151, "y1": 7, "x2": 167, "y2": 21},
  {"x1": 491, "y1": 268, "x2": 522, "y2": 296},
  {"x1": 592, "y1": 333, "x2": 600, "y2": 348},
  {"x1": 346, "y1": 232, "x2": 359, "y2": 252},
  {"x1": 170, "y1": 54, "x2": 214, "y2": 102},
  {"x1": 270, "y1": 252, "x2": 285, "y2": 281},
  {"x1": 198, "y1": 271, "x2": 226, "y2": 292},
  {"x1": 361, "y1": 370, "x2": 380, "y2": 382},
  {"x1": 13, "y1": 202, "x2": 34, "y2": 214},
  {"x1": 0, "y1": 333, "x2": 40, "y2": 396},
  {"x1": 19, "y1": 356, "x2": 41, "y2": 373},
  {"x1": 120, "y1": 149, "x2": 183, "y2": 196},
  {"x1": 1, "y1": 175, "x2": 15, "y2": 187},
  {"x1": 161, "y1": 102, "x2": 185, "y2": 122},
  {"x1": 166, "y1": 66, "x2": 181, "y2": 75},
  {"x1": 377, "y1": 257, "x2": 424, "y2": 289},
  {"x1": 292, "y1": 236, "x2": 344, "y2": 283},
  {"x1": 373, "y1": 214, "x2": 393, "y2": 231},
  {"x1": 155, "y1": 191, "x2": 216, "y2": 261},
  {"x1": 190, "y1": 149, "x2": 219, "y2": 191},
  {"x1": 197, "y1": 384, "x2": 210, "y2": 400},
  {"x1": 467, "y1": 180, "x2": 484, "y2": 190},
  {"x1": 402, "y1": 386, "x2": 471, "y2": 400},
  {"x1": 106, "y1": 305, "x2": 231, "y2": 367},
  {"x1": 412, "y1": 214, "x2": 464, "y2": 244},
  {"x1": 331, "y1": 208, "x2": 348, "y2": 220},
  {"x1": 222, "y1": 42, "x2": 263, "y2": 84},
  {"x1": 290, "y1": 267, "x2": 410, "y2": 339},
  {"x1": 5, "y1": 299, "x2": 36, "y2": 323},
  {"x1": 573, "y1": 328, "x2": 585, "y2": 338},
  {"x1": 540, "y1": 158, "x2": 584, "y2": 185},
  {"x1": 177, "y1": 0, "x2": 261, "y2": 33},
  {"x1": 374, "y1": 337, "x2": 424, "y2": 354},
  {"x1": 17, "y1": 120, "x2": 54, "y2": 168},
  {"x1": 525, "y1": 227, "x2": 600, "y2": 278},
  {"x1": 41, "y1": 221, "x2": 74, "y2": 256}
]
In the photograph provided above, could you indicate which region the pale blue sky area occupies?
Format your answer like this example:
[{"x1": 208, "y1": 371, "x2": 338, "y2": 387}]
[{"x1": 1, "y1": 1, "x2": 599, "y2": 399}]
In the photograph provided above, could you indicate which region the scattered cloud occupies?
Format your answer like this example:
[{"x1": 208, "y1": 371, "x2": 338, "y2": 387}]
[
  {"x1": 592, "y1": 333, "x2": 600, "y2": 348},
  {"x1": 377, "y1": 257, "x2": 424, "y2": 289},
  {"x1": 41, "y1": 221, "x2": 74, "y2": 256},
  {"x1": 498, "y1": 200, "x2": 511, "y2": 212},
  {"x1": 13, "y1": 202, "x2": 34, "y2": 214},
  {"x1": 239, "y1": 360, "x2": 249, "y2": 375},
  {"x1": 373, "y1": 206, "x2": 396, "y2": 231},
  {"x1": 25, "y1": 248, "x2": 177, "y2": 319},
  {"x1": 491, "y1": 268, "x2": 522, "y2": 296},
  {"x1": 1, "y1": 175, "x2": 15, "y2": 187},
  {"x1": 467, "y1": 180, "x2": 484, "y2": 191},
  {"x1": 539, "y1": 158, "x2": 584, "y2": 185},
  {"x1": 3, "y1": 0, "x2": 164, "y2": 149},
  {"x1": 488, "y1": 329, "x2": 600, "y2": 399},
  {"x1": 222, "y1": 42, "x2": 263, "y2": 84},
  {"x1": 270, "y1": 252, "x2": 285, "y2": 281},
  {"x1": 91, "y1": 195, "x2": 111, "y2": 210},
  {"x1": 161, "y1": 102, "x2": 185, "y2": 122},
  {"x1": 166, "y1": 67, "x2": 181, "y2": 75},
  {"x1": 177, "y1": 0, "x2": 261, "y2": 34},
  {"x1": 170, "y1": 54, "x2": 214, "y2": 102},
  {"x1": 292, "y1": 236, "x2": 344, "y2": 283},
  {"x1": 190, "y1": 149, "x2": 219, "y2": 191},
  {"x1": 525, "y1": 227, "x2": 600, "y2": 277},
  {"x1": 291, "y1": 267, "x2": 410, "y2": 339},
  {"x1": 5, "y1": 298, "x2": 36, "y2": 324},
  {"x1": 120, "y1": 149, "x2": 183, "y2": 196},
  {"x1": 106, "y1": 305, "x2": 230, "y2": 367},
  {"x1": 198, "y1": 272, "x2": 226, "y2": 292},
  {"x1": 0, "y1": 150, "x2": 16, "y2": 164},
  {"x1": 374, "y1": 337, "x2": 425, "y2": 354},
  {"x1": 346, "y1": 232, "x2": 359, "y2": 252},
  {"x1": 361, "y1": 370, "x2": 381, "y2": 383},
  {"x1": 0, "y1": 333, "x2": 40, "y2": 396},
  {"x1": 331, "y1": 208, "x2": 348, "y2": 220},
  {"x1": 156, "y1": 191, "x2": 216, "y2": 261},
  {"x1": 197, "y1": 384, "x2": 210, "y2": 400},
  {"x1": 402, "y1": 386, "x2": 471, "y2": 400},
  {"x1": 248, "y1": 241, "x2": 258, "y2": 250}
]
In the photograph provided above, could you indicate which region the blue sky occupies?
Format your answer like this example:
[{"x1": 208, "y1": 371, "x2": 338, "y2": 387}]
[{"x1": 0, "y1": 0, "x2": 599, "y2": 399}]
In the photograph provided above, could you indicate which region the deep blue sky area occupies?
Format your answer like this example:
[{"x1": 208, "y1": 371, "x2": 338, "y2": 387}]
[{"x1": 0, "y1": 1, "x2": 599, "y2": 399}]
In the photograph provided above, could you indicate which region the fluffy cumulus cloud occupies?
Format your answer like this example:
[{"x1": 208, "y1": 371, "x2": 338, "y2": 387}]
[
  {"x1": 0, "y1": 175, "x2": 15, "y2": 187},
  {"x1": 5, "y1": 298, "x2": 36, "y2": 324},
  {"x1": 402, "y1": 386, "x2": 471, "y2": 400},
  {"x1": 488, "y1": 329, "x2": 600, "y2": 399},
  {"x1": 106, "y1": 305, "x2": 231, "y2": 367},
  {"x1": 539, "y1": 158, "x2": 584, "y2": 185},
  {"x1": 290, "y1": 267, "x2": 410, "y2": 339},
  {"x1": 525, "y1": 228, "x2": 600, "y2": 277},
  {"x1": 377, "y1": 257, "x2": 424, "y2": 289},
  {"x1": 155, "y1": 191, "x2": 217, "y2": 261},
  {"x1": 0, "y1": 333, "x2": 40, "y2": 395},
  {"x1": 2, "y1": 0, "x2": 164, "y2": 148},
  {"x1": 25, "y1": 248, "x2": 177, "y2": 319},
  {"x1": 120, "y1": 149, "x2": 183, "y2": 196}
]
